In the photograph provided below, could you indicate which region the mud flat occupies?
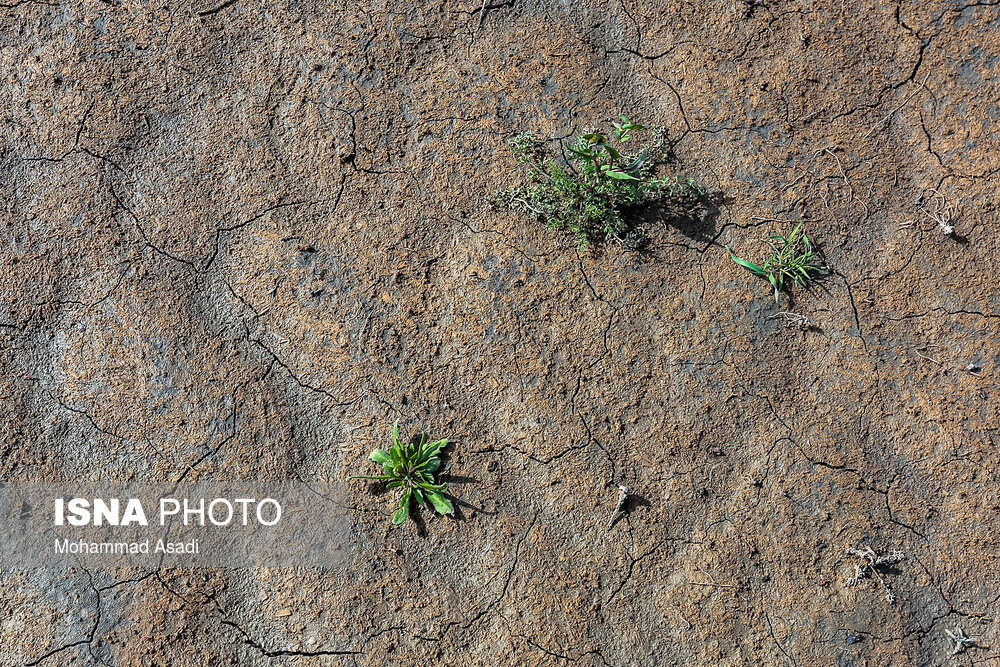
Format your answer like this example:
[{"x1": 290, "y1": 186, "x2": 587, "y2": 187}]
[{"x1": 2, "y1": 0, "x2": 999, "y2": 664}]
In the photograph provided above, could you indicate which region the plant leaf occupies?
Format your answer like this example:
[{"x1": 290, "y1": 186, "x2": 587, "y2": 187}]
[
  {"x1": 426, "y1": 491, "x2": 454, "y2": 515},
  {"x1": 418, "y1": 439, "x2": 446, "y2": 464},
  {"x1": 388, "y1": 447, "x2": 403, "y2": 470},
  {"x1": 624, "y1": 151, "x2": 648, "y2": 173},
  {"x1": 392, "y1": 490, "x2": 412, "y2": 524},
  {"x1": 601, "y1": 144, "x2": 622, "y2": 161},
  {"x1": 602, "y1": 168, "x2": 639, "y2": 180},
  {"x1": 369, "y1": 449, "x2": 391, "y2": 466},
  {"x1": 417, "y1": 480, "x2": 448, "y2": 493},
  {"x1": 727, "y1": 249, "x2": 765, "y2": 276}
]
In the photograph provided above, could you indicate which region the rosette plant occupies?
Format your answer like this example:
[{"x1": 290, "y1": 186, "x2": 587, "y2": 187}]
[{"x1": 350, "y1": 421, "x2": 454, "y2": 525}]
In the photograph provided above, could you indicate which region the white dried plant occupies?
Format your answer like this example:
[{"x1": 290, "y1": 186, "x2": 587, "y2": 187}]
[{"x1": 845, "y1": 545, "x2": 905, "y2": 603}]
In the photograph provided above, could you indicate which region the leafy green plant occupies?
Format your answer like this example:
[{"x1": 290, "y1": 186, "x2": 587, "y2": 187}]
[
  {"x1": 727, "y1": 223, "x2": 823, "y2": 301},
  {"x1": 349, "y1": 421, "x2": 454, "y2": 525},
  {"x1": 498, "y1": 116, "x2": 704, "y2": 248}
]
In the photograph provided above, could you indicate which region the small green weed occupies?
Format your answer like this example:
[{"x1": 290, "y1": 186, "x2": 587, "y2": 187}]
[
  {"x1": 350, "y1": 421, "x2": 453, "y2": 525},
  {"x1": 498, "y1": 116, "x2": 704, "y2": 248},
  {"x1": 727, "y1": 223, "x2": 823, "y2": 301}
]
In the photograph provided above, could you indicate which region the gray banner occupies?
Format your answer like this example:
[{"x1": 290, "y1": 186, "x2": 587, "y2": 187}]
[{"x1": 0, "y1": 481, "x2": 351, "y2": 569}]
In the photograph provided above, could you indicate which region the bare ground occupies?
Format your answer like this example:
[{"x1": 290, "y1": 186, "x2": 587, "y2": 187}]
[{"x1": 2, "y1": 0, "x2": 1000, "y2": 664}]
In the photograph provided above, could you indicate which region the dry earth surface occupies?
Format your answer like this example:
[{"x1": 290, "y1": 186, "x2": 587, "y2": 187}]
[{"x1": 2, "y1": 0, "x2": 1000, "y2": 664}]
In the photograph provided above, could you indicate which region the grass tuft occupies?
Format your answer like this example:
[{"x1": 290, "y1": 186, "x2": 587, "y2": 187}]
[{"x1": 727, "y1": 223, "x2": 823, "y2": 301}]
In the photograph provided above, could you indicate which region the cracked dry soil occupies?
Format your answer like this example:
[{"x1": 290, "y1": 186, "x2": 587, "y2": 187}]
[{"x1": 2, "y1": 0, "x2": 1000, "y2": 665}]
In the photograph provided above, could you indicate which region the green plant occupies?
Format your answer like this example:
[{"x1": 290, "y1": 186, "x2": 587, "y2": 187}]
[
  {"x1": 727, "y1": 223, "x2": 823, "y2": 301},
  {"x1": 349, "y1": 421, "x2": 454, "y2": 525},
  {"x1": 498, "y1": 116, "x2": 704, "y2": 248}
]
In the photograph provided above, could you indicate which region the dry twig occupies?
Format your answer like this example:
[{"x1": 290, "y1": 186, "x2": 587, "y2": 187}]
[
  {"x1": 607, "y1": 485, "x2": 629, "y2": 530},
  {"x1": 846, "y1": 545, "x2": 905, "y2": 603},
  {"x1": 770, "y1": 311, "x2": 812, "y2": 330},
  {"x1": 918, "y1": 189, "x2": 958, "y2": 235}
]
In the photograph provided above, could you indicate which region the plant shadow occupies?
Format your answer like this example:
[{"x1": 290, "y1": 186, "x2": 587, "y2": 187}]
[
  {"x1": 622, "y1": 189, "x2": 729, "y2": 257},
  {"x1": 656, "y1": 189, "x2": 727, "y2": 245}
]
